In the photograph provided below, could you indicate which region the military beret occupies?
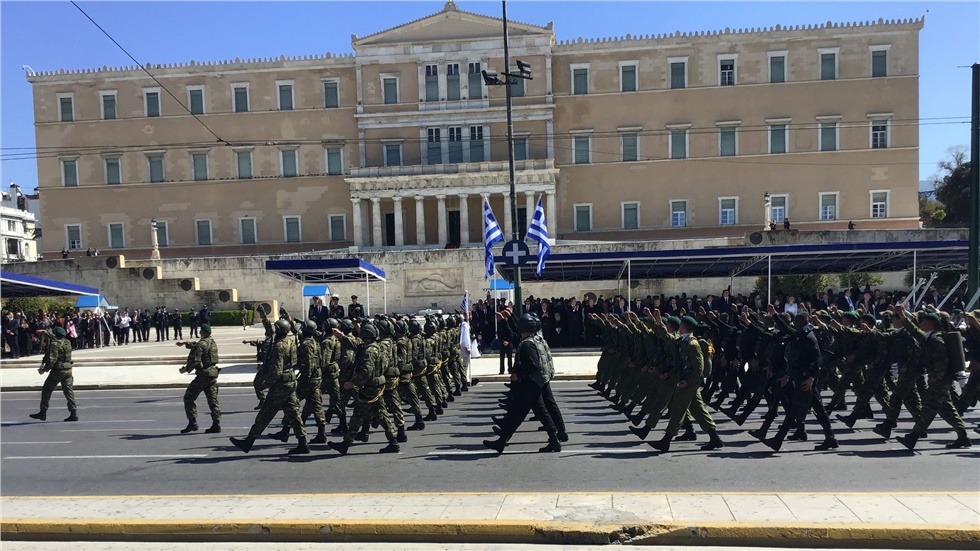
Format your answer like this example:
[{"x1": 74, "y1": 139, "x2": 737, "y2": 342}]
[
  {"x1": 843, "y1": 312, "x2": 859, "y2": 321},
  {"x1": 681, "y1": 315, "x2": 698, "y2": 328},
  {"x1": 920, "y1": 312, "x2": 941, "y2": 324},
  {"x1": 818, "y1": 312, "x2": 833, "y2": 321},
  {"x1": 53, "y1": 326, "x2": 67, "y2": 338},
  {"x1": 861, "y1": 314, "x2": 877, "y2": 324},
  {"x1": 200, "y1": 323, "x2": 212, "y2": 333},
  {"x1": 666, "y1": 316, "x2": 682, "y2": 328},
  {"x1": 795, "y1": 310, "x2": 810, "y2": 319}
]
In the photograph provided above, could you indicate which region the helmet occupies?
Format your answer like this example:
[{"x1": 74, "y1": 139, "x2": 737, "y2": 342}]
[
  {"x1": 395, "y1": 320, "x2": 408, "y2": 336},
  {"x1": 360, "y1": 321, "x2": 379, "y2": 340},
  {"x1": 423, "y1": 321, "x2": 436, "y2": 336},
  {"x1": 446, "y1": 317, "x2": 456, "y2": 329},
  {"x1": 304, "y1": 320, "x2": 318, "y2": 335},
  {"x1": 339, "y1": 319, "x2": 354, "y2": 334},
  {"x1": 274, "y1": 319, "x2": 292, "y2": 335},
  {"x1": 376, "y1": 319, "x2": 392, "y2": 338},
  {"x1": 326, "y1": 318, "x2": 340, "y2": 330},
  {"x1": 408, "y1": 319, "x2": 421, "y2": 335},
  {"x1": 516, "y1": 313, "x2": 541, "y2": 334}
]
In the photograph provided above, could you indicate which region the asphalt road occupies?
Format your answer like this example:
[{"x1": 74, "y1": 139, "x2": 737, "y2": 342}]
[{"x1": 2, "y1": 382, "x2": 978, "y2": 496}]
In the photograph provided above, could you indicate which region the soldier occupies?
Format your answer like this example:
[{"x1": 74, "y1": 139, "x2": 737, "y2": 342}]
[
  {"x1": 396, "y1": 318, "x2": 425, "y2": 430},
  {"x1": 171, "y1": 309, "x2": 184, "y2": 340},
  {"x1": 328, "y1": 321, "x2": 399, "y2": 455},
  {"x1": 873, "y1": 305, "x2": 925, "y2": 438},
  {"x1": 175, "y1": 324, "x2": 221, "y2": 434},
  {"x1": 410, "y1": 318, "x2": 439, "y2": 422},
  {"x1": 29, "y1": 326, "x2": 77, "y2": 422},
  {"x1": 188, "y1": 308, "x2": 200, "y2": 339},
  {"x1": 272, "y1": 319, "x2": 326, "y2": 444},
  {"x1": 347, "y1": 296, "x2": 365, "y2": 319},
  {"x1": 243, "y1": 306, "x2": 274, "y2": 410},
  {"x1": 331, "y1": 318, "x2": 360, "y2": 434},
  {"x1": 376, "y1": 319, "x2": 408, "y2": 443},
  {"x1": 230, "y1": 318, "x2": 309, "y2": 455},
  {"x1": 317, "y1": 318, "x2": 345, "y2": 431}
]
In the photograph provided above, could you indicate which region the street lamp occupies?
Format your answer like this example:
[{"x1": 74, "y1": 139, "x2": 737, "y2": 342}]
[
  {"x1": 150, "y1": 218, "x2": 161, "y2": 261},
  {"x1": 484, "y1": 0, "x2": 533, "y2": 316},
  {"x1": 763, "y1": 192, "x2": 772, "y2": 232}
]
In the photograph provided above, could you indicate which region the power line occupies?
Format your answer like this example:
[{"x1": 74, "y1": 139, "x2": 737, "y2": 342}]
[{"x1": 68, "y1": 1, "x2": 226, "y2": 145}]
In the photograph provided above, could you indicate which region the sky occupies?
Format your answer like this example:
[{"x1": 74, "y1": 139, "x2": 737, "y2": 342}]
[{"x1": 1, "y1": 1, "x2": 978, "y2": 195}]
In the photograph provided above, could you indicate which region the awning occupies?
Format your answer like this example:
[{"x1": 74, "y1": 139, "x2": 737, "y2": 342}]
[
  {"x1": 265, "y1": 258, "x2": 386, "y2": 283},
  {"x1": 485, "y1": 279, "x2": 514, "y2": 291},
  {"x1": 1, "y1": 271, "x2": 100, "y2": 298},
  {"x1": 302, "y1": 285, "x2": 330, "y2": 297},
  {"x1": 75, "y1": 295, "x2": 109, "y2": 309}
]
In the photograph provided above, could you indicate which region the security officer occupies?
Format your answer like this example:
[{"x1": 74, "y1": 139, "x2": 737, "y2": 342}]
[
  {"x1": 175, "y1": 324, "x2": 221, "y2": 434},
  {"x1": 29, "y1": 326, "x2": 77, "y2": 422}
]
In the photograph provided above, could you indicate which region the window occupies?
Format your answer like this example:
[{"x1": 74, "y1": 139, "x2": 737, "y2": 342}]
[
  {"x1": 427, "y1": 128, "x2": 441, "y2": 165},
  {"x1": 719, "y1": 57, "x2": 736, "y2": 86},
  {"x1": 574, "y1": 204, "x2": 592, "y2": 232},
  {"x1": 65, "y1": 224, "x2": 82, "y2": 250},
  {"x1": 424, "y1": 65, "x2": 439, "y2": 102},
  {"x1": 240, "y1": 218, "x2": 257, "y2": 245},
  {"x1": 871, "y1": 191, "x2": 889, "y2": 218},
  {"x1": 232, "y1": 84, "x2": 249, "y2": 113},
  {"x1": 284, "y1": 216, "x2": 302, "y2": 243},
  {"x1": 58, "y1": 94, "x2": 74, "y2": 122},
  {"x1": 819, "y1": 120, "x2": 839, "y2": 151},
  {"x1": 820, "y1": 193, "x2": 838, "y2": 221},
  {"x1": 384, "y1": 143, "x2": 402, "y2": 167},
  {"x1": 769, "y1": 123, "x2": 788, "y2": 154},
  {"x1": 323, "y1": 79, "x2": 340, "y2": 108},
  {"x1": 192, "y1": 152, "x2": 209, "y2": 181},
  {"x1": 236, "y1": 150, "x2": 253, "y2": 179},
  {"x1": 770, "y1": 194, "x2": 788, "y2": 224},
  {"x1": 669, "y1": 58, "x2": 687, "y2": 89},
  {"x1": 719, "y1": 198, "x2": 738, "y2": 225},
  {"x1": 870, "y1": 118, "x2": 889, "y2": 149},
  {"x1": 768, "y1": 52, "x2": 786, "y2": 83},
  {"x1": 144, "y1": 88, "x2": 161, "y2": 117},
  {"x1": 280, "y1": 149, "x2": 298, "y2": 177},
  {"x1": 107, "y1": 223, "x2": 124, "y2": 249},
  {"x1": 469, "y1": 126, "x2": 485, "y2": 163},
  {"x1": 448, "y1": 127, "x2": 463, "y2": 163},
  {"x1": 719, "y1": 126, "x2": 738, "y2": 156},
  {"x1": 622, "y1": 202, "x2": 639, "y2": 230},
  {"x1": 467, "y1": 62, "x2": 483, "y2": 100},
  {"x1": 325, "y1": 147, "x2": 343, "y2": 175},
  {"x1": 155, "y1": 221, "x2": 169, "y2": 247},
  {"x1": 277, "y1": 81, "x2": 294, "y2": 111},
  {"x1": 446, "y1": 63, "x2": 460, "y2": 101},
  {"x1": 148, "y1": 154, "x2": 165, "y2": 183},
  {"x1": 669, "y1": 128, "x2": 688, "y2": 159},
  {"x1": 820, "y1": 49, "x2": 838, "y2": 80},
  {"x1": 61, "y1": 159, "x2": 78, "y2": 187},
  {"x1": 195, "y1": 219, "x2": 212, "y2": 246},
  {"x1": 871, "y1": 46, "x2": 889, "y2": 78},
  {"x1": 329, "y1": 214, "x2": 346, "y2": 241},
  {"x1": 573, "y1": 135, "x2": 591, "y2": 164},
  {"x1": 382, "y1": 77, "x2": 398, "y2": 105},
  {"x1": 187, "y1": 86, "x2": 205, "y2": 115},
  {"x1": 621, "y1": 132, "x2": 638, "y2": 162},
  {"x1": 620, "y1": 62, "x2": 637, "y2": 92},
  {"x1": 511, "y1": 71, "x2": 525, "y2": 97},
  {"x1": 571, "y1": 65, "x2": 589, "y2": 95},
  {"x1": 513, "y1": 137, "x2": 528, "y2": 161},
  {"x1": 104, "y1": 157, "x2": 121, "y2": 185},
  {"x1": 100, "y1": 91, "x2": 117, "y2": 120},
  {"x1": 671, "y1": 201, "x2": 687, "y2": 228}
]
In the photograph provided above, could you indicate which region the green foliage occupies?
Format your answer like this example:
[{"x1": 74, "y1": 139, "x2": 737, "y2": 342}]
[
  {"x1": 754, "y1": 274, "x2": 832, "y2": 299},
  {"x1": 179, "y1": 310, "x2": 253, "y2": 327},
  {"x1": 0, "y1": 296, "x2": 77, "y2": 316},
  {"x1": 922, "y1": 146, "x2": 971, "y2": 228},
  {"x1": 837, "y1": 273, "x2": 885, "y2": 290}
]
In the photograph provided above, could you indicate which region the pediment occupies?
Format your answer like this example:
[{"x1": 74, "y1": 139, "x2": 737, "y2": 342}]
[{"x1": 353, "y1": 2, "x2": 552, "y2": 47}]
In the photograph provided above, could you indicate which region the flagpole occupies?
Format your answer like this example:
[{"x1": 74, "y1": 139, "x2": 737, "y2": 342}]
[{"x1": 502, "y1": 0, "x2": 523, "y2": 316}]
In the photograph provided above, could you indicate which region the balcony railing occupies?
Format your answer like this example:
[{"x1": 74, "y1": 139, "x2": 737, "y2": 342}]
[{"x1": 349, "y1": 158, "x2": 555, "y2": 179}]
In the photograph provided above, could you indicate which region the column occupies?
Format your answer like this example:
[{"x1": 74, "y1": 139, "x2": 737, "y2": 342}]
[
  {"x1": 525, "y1": 191, "x2": 535, "y2": 224},
  {"x1": 546, "y1": 190, "x2": 557, "y2": 242},
  {"x1": 371, "y1": 197, "x2": 382, "y2": 247},
  {"x1": 351, "y1": 198, "x2": 363, "y2": 247},
  {"x1": 458, "y1": 194, "x2": 469, "y2": 244},
  {"x1": 415, "y1": 196, "x2": 425, "y2": 246},
  {"x1": 393, "y1": 196, "x2": 404, "y2": 246},
  {"x1": 502, "y1": 192, "x2": 512, "y2": 238},
  {"x1": 437, "y1": 195, "x2": 448, "y2": 245}
]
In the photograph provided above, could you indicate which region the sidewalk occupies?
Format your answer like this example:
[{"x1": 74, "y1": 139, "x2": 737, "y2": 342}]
[{"x1": 2, "y1": 492, "x2": 978, "y2": 546}]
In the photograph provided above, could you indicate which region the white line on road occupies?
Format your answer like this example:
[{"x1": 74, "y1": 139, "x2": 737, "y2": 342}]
[
  {"x1": 2, "y1": 441, "x2": 72, "y2": 444},
  {"x1": 59, "y1": 427, "x2": 251, "y2": 432},
  {"x1": 4, "y1": 454, "x2": 209, "y2": 460}
]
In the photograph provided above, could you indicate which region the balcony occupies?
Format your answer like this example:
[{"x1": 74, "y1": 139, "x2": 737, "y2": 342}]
[
  {"x1": 347, "y1": 158, "x2": 557, "y2": 198},
  {"x1": 350, "y1": 158, "x2": 554, "y2": 179}
]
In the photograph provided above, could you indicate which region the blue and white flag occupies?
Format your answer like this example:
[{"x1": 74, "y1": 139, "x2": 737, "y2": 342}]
[
  {"x1": 526, "y1": 197, "x2": 551, "y2": 276},
  {"x1": 483, "y1": 200, "x2": 504, "y2": 279},
  {"x1": 460, "y1": 292, "x2": 469, "y2": 316}
]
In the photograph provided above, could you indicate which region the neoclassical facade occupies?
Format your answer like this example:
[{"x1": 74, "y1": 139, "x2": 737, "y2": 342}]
[{"x1": 27, "y1": 1, "x2": 923, "y2": 257}]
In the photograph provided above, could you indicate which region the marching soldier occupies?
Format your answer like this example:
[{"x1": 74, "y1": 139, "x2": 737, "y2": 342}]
[
  {"x1": 29, "y1": 326, "x2": 77, "y2": 422},
  {"x1": 175, "y1": 324, "x2": 221, "y2": 434},
  {"x1": 318, "y1": 318, "x2": 345, "y2": 431},
  {"x1": 271, "y1": 320, "x2": 326, "y2": 444},
  {"x1": 243, "y1": 306, "x2": 274, "y2": 410}
]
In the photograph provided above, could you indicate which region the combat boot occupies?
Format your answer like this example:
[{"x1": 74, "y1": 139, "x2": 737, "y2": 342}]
[
  {"x1": 180, "y1": 421, "x2": 199, "y2": 434},
  {"x1": 407, "y1": 414, "x2": 425, "y2": 431},
  {"x1": 700, "y1": 430, "x2": 724, "y2": 451},
  {"x1": 29, "y1": 410, "x2": 46, "y2": 421},
  {"x1": 204, "y1": 422, "x2": 221, "y2": 434},
  {"x1": 539, "y1": 435, "x2": 562, "y2": 453},
  {"x1": 328, "y1": 440, "x2": 350, "y2": 455},
  {"x1": 453, "y1": 386, "x2": 462, "y2": 397},
  {"x1": 814, "y1": 437, "x2": 839, "y2": 451},
  {"x1": 837, "y1": 410, "x2": 861, "y2": 429},
  {"x1": 379, "y1": 439, "x2": 400, "y2": 453},
  {"x1": 873, "y1": 419, "x2": 895, "y2": 439},
  {"x1": 558, "y1": 431, "x2": 569, "y2": 443},
  {"x1": 461, "y1": 382, "x2": 470, "y2": 392},
  {"x1": 748, "y1": 428, "x2": 767, "y2": 441},
  {"x1": 675, "y1": 427, "x2": 697, "y2": 441},
  {"x1": 629, "y1": 423, "x2": 652, "y2": 440},
  {"x1": 230, "y1": 435, "x2": 256, "y2": 453},
  {"x1": 946, "y1": 429, "x2": 973, "y2": 449},
  {"x1": 64, "y1": 411, "x2": 79, "y2": 422},
  {"x1": 330, "y1": 416, "x2": 349, "y2": 435},
  {"x1": 310, "y1": 424, "x2": 327, "y2": 444},
  {"x1": 268, "y1": 425, "x2": 290, "y2": 442},
  {"x1": 896, "y1": 431, "x2": 920, "y2": 451},
  {"x1": 396, "y1": 426, "x2": 408, "y2": 443},
  {"x1": 288, "y1": 436, "x2": 310, "y2": 455},
  {"x1": 764, "y1": 425, "x2": 790, "y2": 452},
  {"x1": 787, "y1": 427, "x2": 808, "y2": 441},
  {"x1": 483, "y1": 438, "x2": 506, "y2": 454},
  {"x1": 354, "y1": 426, "x2": 370, "y2": 443},
  {"x1": 649, "y1": 433, "x2": 672, "y2": 453},
  {"x1": 423, "y1": 407, "x2": 438, "y2": 422},
  {"x1": 435, "y1": 404, "x2": 445, "y2": 415}
]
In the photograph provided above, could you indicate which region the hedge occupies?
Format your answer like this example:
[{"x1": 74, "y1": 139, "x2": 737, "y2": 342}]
[{"x1": 179, "y1": 310, "x2": 254, "y2": 327}]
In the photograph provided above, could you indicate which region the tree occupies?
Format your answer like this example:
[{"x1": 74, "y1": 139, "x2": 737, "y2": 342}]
[
  {"x1": 0, "y1": 296, "x2": 77, "y2": 316},
  {"x1": 754, "y1": 274, "x2": 832, "y2": 300},
  {"x1": 922, "y1": 146, "x2": 971, "y2": 228},
  {"x1": 837, "y1": 273, "x2": 885, "y2": 291}
]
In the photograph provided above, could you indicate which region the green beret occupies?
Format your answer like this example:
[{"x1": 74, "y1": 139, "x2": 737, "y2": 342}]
[
  {"x1": 666, "y1": 316, "x2": 682, "y2": 328},
  {"x1": 200, "y1": 323, "x2": 212, "y2": 333},
  {"x1": 818, "y1": 312, "x2": 833, "y2": 321},
  {"x1": 843, "y1": 312, "x2": 859, "y2": 321},
  {"x1": 53, "y1": 327, "x2": 67, "y2": 338},
  {"x1": 681, "y1": 315, "x2": 698, "y2": 328},
  {"x1": 920, "y1": 312, "x2": 940, "y2": 324},
  {"x1": 861, "y1": 314, "x2": 877, "y2": 324},
  {"x1": 795, "y1": 310, "x2": 810, "y2": 320}
]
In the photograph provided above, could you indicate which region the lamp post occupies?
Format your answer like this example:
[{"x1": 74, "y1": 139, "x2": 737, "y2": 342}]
[
  {"x1": 763, "y1": 192, "x2": 772, "y2": 231},
  {"x1": 150, "y1": 218, "x2": 161, "y2": 261},
  {"x1": 483, "y1": 0, "x2": 532, "y2": 316}
]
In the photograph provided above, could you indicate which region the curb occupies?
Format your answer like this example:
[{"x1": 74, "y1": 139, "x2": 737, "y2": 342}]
[{"x1": 2, "y1": 519, "x2": 978, "y2": 547}]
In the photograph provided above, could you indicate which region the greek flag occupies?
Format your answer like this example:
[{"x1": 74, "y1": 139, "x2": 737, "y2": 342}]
[
  {"x1": 483, "y1": 200, "x2": 504, "y2": 279},
  {"x1": 526, "y1": 197, "x2": 550, "y2": 276},
  {"x1": 460, "y1": 292, "x2": 469, "y2": 315}
]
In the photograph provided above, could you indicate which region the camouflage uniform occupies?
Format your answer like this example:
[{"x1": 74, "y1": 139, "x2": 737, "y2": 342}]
[
  {"x1": 296, "y1": 333, "x2": 324, "y2": 425},
  {"x1": 247, "y1": 336, "x2": 306, "y2": 440},
  {"x1": 180, "y1": 335, "x2": 220, "y2": 425},
  {"x1": 344, "y1": 339, "x2": 396, "y2": 445},
  {"x1": 38, "y1": 332, "x2": 77, "y2": 416}
]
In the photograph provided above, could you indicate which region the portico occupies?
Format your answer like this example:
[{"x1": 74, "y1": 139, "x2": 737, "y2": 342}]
[{"x1": 347, "y1": 159, "x2": 558, "y2": 248}]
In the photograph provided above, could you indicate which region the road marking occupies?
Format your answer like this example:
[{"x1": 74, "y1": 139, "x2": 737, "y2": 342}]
[
  {"x1": 426, "y1": 448, "x2": 652, "y2": 456},
  {"x1": 2, "y1": 441, "x2": 72, "y2": 445},
  {"x1": 59, "y1": 427, "x2": 251, "y2": 433},
  {"x1": 4, "y1": 420, "x2": 156, "y2": 425},
  {"x1": 4, "y1": 454, "x2": 209, "y2": 460}
]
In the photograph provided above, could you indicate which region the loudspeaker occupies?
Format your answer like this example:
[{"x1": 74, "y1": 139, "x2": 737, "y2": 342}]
[
  {"x1": 218, "y1": 290, "x2": 231, "y2": 303},
  {"x1": 142, "y1": 268, "x2": 156, "y2": 280},
  {"x1": 105, "y1": 257, "x2": 118, "y2": 269},
  {"x1": 749, "y1": 232, "x2": 763, "y2": 245},
  {"x1": 179, "y1": 279, "x2": 194, "y2": 291}
]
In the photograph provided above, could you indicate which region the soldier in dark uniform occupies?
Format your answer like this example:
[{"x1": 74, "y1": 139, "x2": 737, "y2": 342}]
[
  {"x1": 171, "y1": 309, "x2": 184, "y2": 340},
  {"x1": 347, "y1": 296, "x2": 365, "y2": 319}
]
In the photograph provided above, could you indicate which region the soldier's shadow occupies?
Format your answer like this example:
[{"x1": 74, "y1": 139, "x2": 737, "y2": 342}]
[
  {"x1": 217, "y1": 364, "x2": 259, "y2": 374},
  {"x1": 118, "y1": 433, "x2": 186, "y2": 441}
]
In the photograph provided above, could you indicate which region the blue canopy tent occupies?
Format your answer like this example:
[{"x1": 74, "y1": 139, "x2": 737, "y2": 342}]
[
  {"x1": 302, "y1": 284, "x2": 331, "y2": 317},
  {"x1": 1, "y1": 271, "x2": 99, "y2": 298},
  {"x1": 75, "y1": 295, "x2": 110, "y2": 311},
  {"x1": 265, "y1": 258, "x2": 386, "y2": 315}
]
